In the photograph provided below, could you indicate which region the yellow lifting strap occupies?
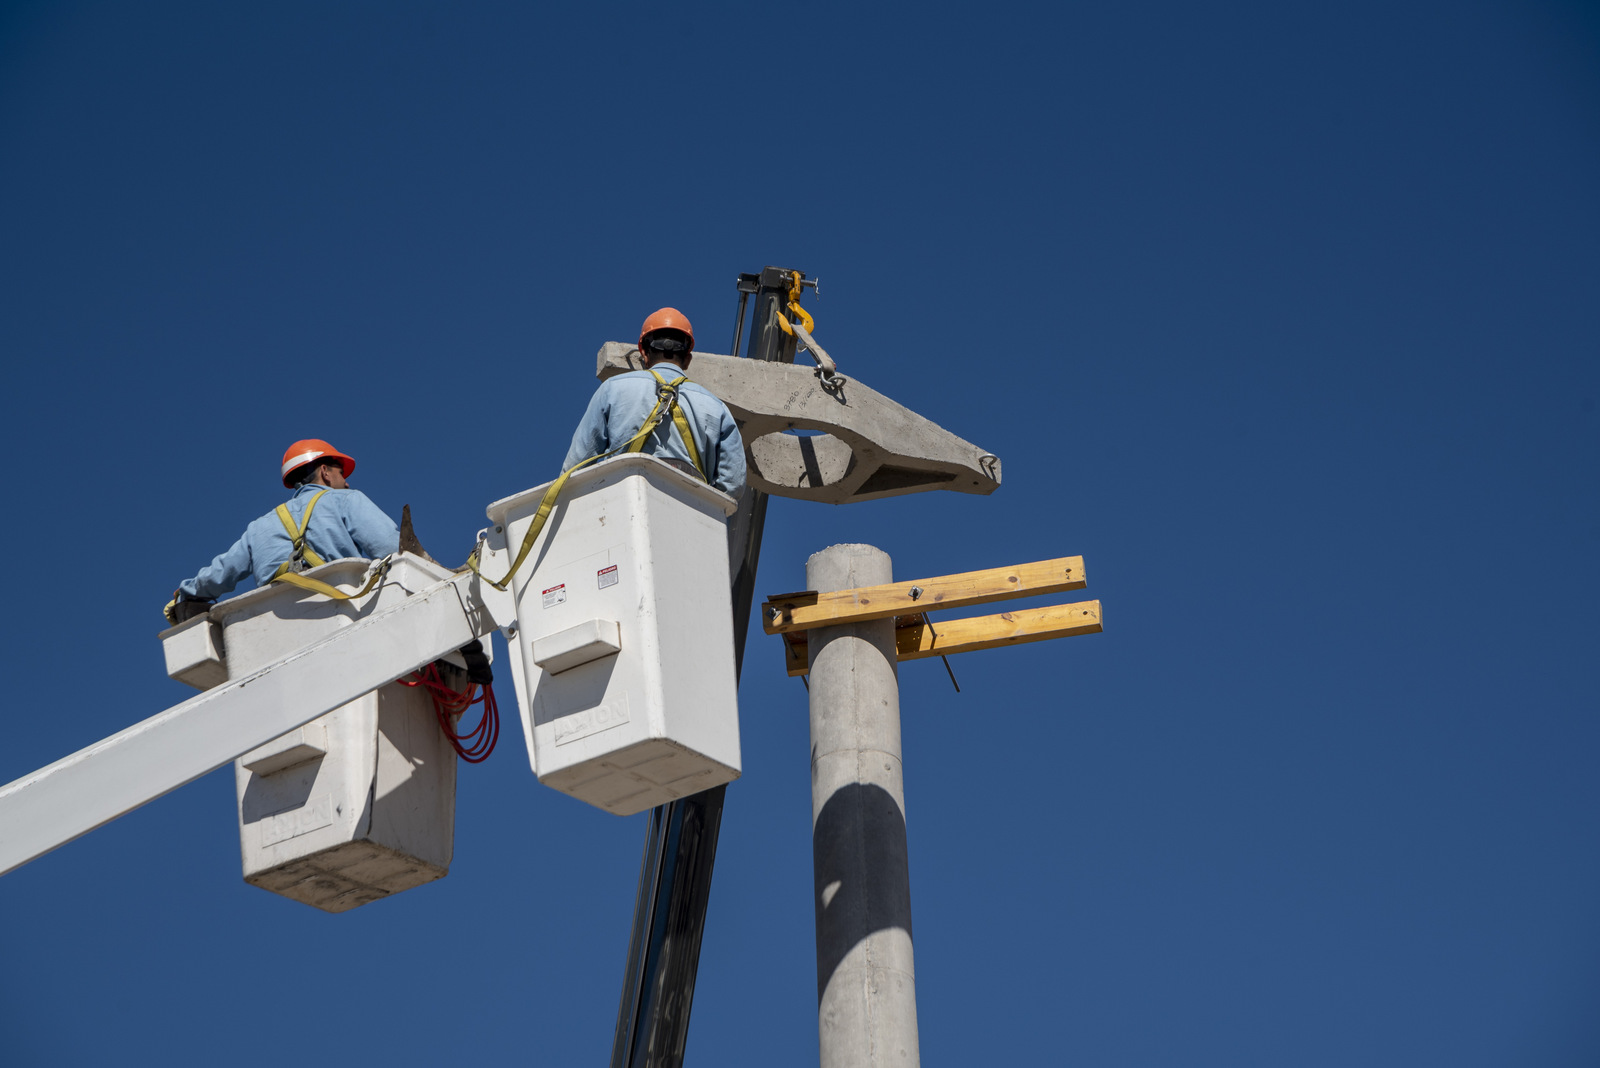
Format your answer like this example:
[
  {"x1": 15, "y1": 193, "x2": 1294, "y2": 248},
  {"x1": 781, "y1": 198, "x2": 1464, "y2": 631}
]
[
  {"x1": 466, "y1": 368, "x2": 707, "y2": 592},
  {"x1": 266, "y1": 488, "x2": 392, "y2": 602}
]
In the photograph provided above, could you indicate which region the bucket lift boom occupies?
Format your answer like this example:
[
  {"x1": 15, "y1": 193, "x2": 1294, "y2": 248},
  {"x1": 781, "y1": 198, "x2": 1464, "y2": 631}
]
[{"x1": 0, "y1": 557, "x2": 515, "y2": 878}]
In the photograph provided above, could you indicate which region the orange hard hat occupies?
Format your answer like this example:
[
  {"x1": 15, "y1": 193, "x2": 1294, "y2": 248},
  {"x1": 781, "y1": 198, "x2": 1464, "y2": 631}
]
[
  {"x1": 638, "y1": 307, "x2": 695, "y2": 354},
  {"x1": 281, "y1": 438, "x2": 356, "y2": 488}
]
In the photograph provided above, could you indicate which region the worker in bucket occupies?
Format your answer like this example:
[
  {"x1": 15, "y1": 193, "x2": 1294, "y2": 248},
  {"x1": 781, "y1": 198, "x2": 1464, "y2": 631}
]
[
  {"x1": 563, "y1": 307, "x2": 746, "y2": 497},
  {"x1": 163, "y1": 439, "x2": 400, "y2": 624}
]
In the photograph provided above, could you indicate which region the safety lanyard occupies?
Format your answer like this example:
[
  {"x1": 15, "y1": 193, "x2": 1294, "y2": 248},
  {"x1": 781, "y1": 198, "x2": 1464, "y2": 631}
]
[{"x1": 467, "y1": 368, "x2": 709, "y2": 592}]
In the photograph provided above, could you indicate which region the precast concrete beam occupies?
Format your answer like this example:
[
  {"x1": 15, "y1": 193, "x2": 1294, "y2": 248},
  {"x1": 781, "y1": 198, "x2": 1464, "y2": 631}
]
[{"x1": 597, "y1": 343, "x2": 1002, "y2": 505}]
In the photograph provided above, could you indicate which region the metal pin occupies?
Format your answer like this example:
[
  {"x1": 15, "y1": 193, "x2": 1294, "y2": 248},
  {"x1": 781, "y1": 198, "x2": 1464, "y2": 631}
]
[
  {"x1": 921, "y1": 612, "x2": 960, "y2": 693},
  {"x1": 909, "y1": 586, "x2": 924, "y2": 601}
]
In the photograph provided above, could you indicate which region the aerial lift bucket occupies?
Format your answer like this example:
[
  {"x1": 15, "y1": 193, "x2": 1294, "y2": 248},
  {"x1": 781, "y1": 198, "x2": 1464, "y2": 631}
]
[
  {"x1": 159, "y1": 553, "x2": 477, "y2": 912},
  {"x1": 484, "y1": 454, "x2": 742, "y2": 816}
]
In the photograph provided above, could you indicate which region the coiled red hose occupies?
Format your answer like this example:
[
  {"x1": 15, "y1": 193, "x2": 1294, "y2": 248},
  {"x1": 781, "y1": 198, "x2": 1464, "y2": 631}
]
[{"x1": 399, "y1": 661, "x2": 500, "y2": 763}]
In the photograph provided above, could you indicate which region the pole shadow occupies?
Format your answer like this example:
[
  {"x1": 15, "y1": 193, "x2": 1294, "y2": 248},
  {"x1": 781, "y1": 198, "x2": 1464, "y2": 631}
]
[{"x1": 812, "y1": 781, "x2": 914, "y2": 1002}]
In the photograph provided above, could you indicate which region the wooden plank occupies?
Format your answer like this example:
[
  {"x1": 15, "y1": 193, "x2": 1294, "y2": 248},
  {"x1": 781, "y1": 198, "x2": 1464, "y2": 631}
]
[
  {"x1": 762, "y1": 556, "x2": 1086, "y2": 635},
  {"x1": 782, "y1": 600, "x2": 1102, "y2": 677}
]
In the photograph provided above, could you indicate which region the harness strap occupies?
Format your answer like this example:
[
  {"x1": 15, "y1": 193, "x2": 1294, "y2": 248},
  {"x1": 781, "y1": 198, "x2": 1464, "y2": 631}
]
[
  {"x1": 467, "y1": 369, "x2": 708, "y2": 592},
  {"x1": 624, "y1": 370, "x2": 705, "y2": 479},
  {"x1": 271, "y1": 559, "x2": 391, "y2": 602},
  {"x1": 270, "y1": 490, "x2": 328, "y2": 580},
  {"x1": 260, "y1": 489, "x2": 394, "y2": 602}
]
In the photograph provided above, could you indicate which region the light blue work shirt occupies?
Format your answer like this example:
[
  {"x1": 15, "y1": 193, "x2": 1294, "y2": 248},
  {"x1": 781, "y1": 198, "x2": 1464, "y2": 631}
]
[
  {"x1": 563, "y1": 364, "x2": 746, "y2": 497},
  {"x1": 179, "y1": 485, "x2": 400, "y2": 599}
]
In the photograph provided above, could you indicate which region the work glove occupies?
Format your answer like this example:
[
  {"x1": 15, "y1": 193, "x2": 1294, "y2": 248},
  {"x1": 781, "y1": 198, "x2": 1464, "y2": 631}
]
[{"x1": 163, "y1": 589, "x2": 215, "y2": 626}]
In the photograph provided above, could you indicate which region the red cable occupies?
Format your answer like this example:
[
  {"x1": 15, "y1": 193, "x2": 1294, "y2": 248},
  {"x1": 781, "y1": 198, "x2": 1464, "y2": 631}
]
[{"x1": 399, "y1": 661, "x2": 500, "y2": 763}]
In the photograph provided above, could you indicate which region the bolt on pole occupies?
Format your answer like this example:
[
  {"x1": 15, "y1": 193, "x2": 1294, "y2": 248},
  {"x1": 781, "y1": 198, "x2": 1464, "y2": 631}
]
[{"x1": 806, "y1": 544, "x2": 921, "y2": 1068}]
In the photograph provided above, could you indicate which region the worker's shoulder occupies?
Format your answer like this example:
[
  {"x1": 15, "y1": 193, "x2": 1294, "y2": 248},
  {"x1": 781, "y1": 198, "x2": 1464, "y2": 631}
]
[
  {"x1": 592, "y1": 370, "x2": 651, "y2": 396},
  {"x1": 323, "y1": 487, "x2": 384, "y2": 510},
  {"x1": 289, "y1": 488, "x2": 377, "y2": 512}
]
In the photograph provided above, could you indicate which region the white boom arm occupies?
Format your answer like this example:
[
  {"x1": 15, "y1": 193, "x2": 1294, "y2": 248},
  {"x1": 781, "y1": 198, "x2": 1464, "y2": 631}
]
[{"x1": 0, "y1": 568, "x2": 510, "y2": 877}]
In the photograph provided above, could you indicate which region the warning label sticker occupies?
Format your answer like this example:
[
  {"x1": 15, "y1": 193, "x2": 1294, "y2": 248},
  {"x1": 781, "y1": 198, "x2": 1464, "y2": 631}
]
[
  {"x1": 541, "y1": 584, "x2": 566, "y2": 609},
  {"x1": 597, "y1": 565, "x2": 619, "y2": 590}
]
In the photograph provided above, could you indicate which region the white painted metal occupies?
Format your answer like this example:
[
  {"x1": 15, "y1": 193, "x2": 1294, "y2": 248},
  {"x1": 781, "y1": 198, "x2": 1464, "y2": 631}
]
[
  {"x1": 484, "y1": 455, "x2": 742, "y2": 816},
  {"x1": 0, "y1": 565, "x2": 495, "y2": 877}
]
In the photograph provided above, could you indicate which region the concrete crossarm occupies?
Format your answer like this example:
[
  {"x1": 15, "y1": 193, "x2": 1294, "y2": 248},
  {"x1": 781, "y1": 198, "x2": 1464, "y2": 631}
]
[
  {"x1": 0, "y1": 564, "x2": 515, "y2": 877},
  {"x1": 597, "y1": 343, "x2": 1002, "y2": 504}
]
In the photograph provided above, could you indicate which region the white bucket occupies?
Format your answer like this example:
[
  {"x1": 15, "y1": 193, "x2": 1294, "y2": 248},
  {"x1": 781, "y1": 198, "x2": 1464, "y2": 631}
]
[
  {"x1": 159, "y1": 553, "x2": 469, "y2": 912},
  {"x1": 484, "y1": 455, "x2": 741, "y2": 816}
]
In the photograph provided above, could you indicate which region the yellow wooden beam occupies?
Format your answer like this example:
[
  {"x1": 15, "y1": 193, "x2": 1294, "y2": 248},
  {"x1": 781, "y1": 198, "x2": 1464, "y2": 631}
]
[
  {"x1": 762, "y1": 556, "x2": 1086, "y2": 635},
  {"x1": 782, "y1": 600, "x2": 1102, "y2": 677}
]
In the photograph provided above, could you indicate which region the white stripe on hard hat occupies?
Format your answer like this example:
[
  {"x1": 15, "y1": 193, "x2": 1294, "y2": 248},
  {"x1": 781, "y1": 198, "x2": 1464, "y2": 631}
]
[{"x1": 281, "y1": 449, "x2": 325, "y2": 477}]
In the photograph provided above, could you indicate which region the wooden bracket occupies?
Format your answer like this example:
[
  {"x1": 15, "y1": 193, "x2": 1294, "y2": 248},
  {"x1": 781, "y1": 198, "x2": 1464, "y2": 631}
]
[
  {"x1": 761, "y1": 556, "x2": 1085, "y2": 635},
  {"x1": 766, "y1": 555, "x2": 1103, "y2": 677},
  {"x1": 780, "y1": 600, "x2": 1103, "y2": 677}
]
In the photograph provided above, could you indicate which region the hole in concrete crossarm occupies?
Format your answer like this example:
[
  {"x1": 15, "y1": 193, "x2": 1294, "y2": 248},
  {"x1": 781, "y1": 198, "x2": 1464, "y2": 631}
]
[
  {"x1": 821, "y1": 879, "x2": 842, "y2": 908},
  {"x1": 749, "y1": 431, "x2": 855, "y2": 489}
]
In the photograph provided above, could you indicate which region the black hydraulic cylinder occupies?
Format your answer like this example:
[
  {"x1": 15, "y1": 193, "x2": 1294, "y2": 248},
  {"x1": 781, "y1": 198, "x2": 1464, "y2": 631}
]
[{"x1": 609, "y1": 267, "x2": 800, "y2": 1068}]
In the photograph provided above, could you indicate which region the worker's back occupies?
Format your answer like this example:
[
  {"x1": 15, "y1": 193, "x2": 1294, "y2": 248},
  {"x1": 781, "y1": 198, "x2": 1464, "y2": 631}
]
[
  {"x1": 179, "y1": 485, "x2": 400, "y2": 599},
  {"x1": 564, "y1": 365, "x2": 746, "y2": 497}
]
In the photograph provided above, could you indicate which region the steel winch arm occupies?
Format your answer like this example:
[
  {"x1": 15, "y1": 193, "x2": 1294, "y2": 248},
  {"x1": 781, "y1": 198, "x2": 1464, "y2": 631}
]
[
  {"x1": 597, "y1": 343, "x2": 1002, "y2": 504},
  {"x1": 0, "y1": 564, "x2": 515, "y2": 878}
]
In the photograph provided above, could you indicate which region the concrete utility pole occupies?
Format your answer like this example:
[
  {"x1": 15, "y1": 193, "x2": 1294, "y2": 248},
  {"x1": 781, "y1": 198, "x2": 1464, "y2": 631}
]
[{"x1": 806, "y1": 544, "x2": 920, "y2": 1068}]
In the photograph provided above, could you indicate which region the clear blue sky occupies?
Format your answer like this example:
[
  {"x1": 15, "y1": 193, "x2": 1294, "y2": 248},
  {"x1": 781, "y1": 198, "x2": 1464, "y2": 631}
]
[{"x1": 2, "y1": 2, "x2": 1597, "y2": 1064}]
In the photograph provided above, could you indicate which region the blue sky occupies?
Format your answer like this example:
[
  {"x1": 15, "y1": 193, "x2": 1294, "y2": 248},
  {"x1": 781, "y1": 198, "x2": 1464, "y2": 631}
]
[{"x1": 1, "y1": 2, "x2": 1597, "y2": 1064}]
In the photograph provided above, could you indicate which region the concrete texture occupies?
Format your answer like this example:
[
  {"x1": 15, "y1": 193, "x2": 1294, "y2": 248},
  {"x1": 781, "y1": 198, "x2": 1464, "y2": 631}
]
[
  {"x1": 806, "y1": 544, "x2": 920, "y2": 1068},
  {"x1": 597, "y1": 342, "x2": 1001, "y2": 504}
]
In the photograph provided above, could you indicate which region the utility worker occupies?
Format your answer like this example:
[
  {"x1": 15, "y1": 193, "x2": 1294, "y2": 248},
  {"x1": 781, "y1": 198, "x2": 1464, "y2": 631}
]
[
  {"x1": 164, "y1": 439, "x2": 400, "y2": 623},
  {"x1": 564, "y1": 308, "x2": 746, "y2": 497}
]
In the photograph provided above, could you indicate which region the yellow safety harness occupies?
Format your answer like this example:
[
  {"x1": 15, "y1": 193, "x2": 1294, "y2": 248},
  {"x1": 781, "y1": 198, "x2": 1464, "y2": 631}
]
[
  {"x1": 267, "y1": 488, "x2": 392, "y2": 601},
  {"x1": 271, "y1": 490, "x2": 328, "y2": 578},
  {"x1": 466, "y1": 367, "x2": 707, "y2": 592}
]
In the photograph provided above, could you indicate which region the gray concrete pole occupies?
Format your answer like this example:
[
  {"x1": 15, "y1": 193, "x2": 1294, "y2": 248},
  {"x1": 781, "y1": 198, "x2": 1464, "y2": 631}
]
[{"x1": 806, "y1": 544, "x2": 920, "y2": 1068}]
